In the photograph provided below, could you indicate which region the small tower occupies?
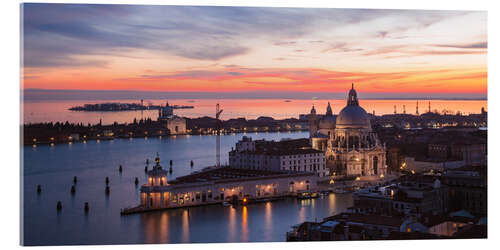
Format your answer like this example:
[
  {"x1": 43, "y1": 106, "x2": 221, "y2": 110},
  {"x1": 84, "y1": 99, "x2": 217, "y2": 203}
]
[
  {"x1": 326, "y1": 102, "x2": 333, "y2": 116},
  {"x1": 309, "y1": 105, "x2": 319, "y2": 138},
  {"x1": 428, "y1": 101, "x2": 431, "y2": 113},
  {"x1": 311, "y1": 105, "x2": 317, "y2": 115},
  {"x1": 141, "y1": 153, "x2": 169, "y2": 209},
  {"x1": 416, "y1": 101, "x2": 419, "y2": 115},
  {"x1": 147, "y1": 152, "x2": 168, "y2": 186},
  {"x1": 403, "y1": 105, "x2": 406, "y2": 114},
  {"x1": 394, "y1": 105, "x2": 397, "y2": 114}
]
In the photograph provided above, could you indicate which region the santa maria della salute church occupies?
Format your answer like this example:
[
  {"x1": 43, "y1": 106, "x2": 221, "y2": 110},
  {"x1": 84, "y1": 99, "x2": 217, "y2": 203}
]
[{"x1": 309, "y1": 84, "x2": 387, "y2": 178}]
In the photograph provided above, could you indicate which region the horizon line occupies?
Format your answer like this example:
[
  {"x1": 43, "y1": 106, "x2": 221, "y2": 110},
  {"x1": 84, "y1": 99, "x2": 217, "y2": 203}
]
[{"x1": 21, "y1": 88, "x2": 488, "y2": 101}]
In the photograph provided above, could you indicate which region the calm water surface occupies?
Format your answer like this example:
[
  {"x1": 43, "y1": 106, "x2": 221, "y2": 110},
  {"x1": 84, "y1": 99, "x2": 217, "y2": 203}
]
[
  {"x1": 22, "y1": 131, "x2": 353, "y2": 245},
  {"x1": 22, "y1": 98, "x2": 487, "y2": 125}
]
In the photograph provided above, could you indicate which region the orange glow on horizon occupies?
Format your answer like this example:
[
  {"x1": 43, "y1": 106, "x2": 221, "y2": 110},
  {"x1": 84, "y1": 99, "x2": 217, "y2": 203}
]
[{"x1": 21, "y1": 67, "x2": 487, "y2": 95}]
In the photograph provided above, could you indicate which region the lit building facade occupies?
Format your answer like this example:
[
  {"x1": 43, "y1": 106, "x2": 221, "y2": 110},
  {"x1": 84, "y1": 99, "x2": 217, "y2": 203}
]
[
  {"x1": 158, "y1": 101, "x2": 187, "y2": 135},
  {"x1": 309, "y1": 85, "x2": 387, "y2": 177},
  {"x1": 229, "y1": 137, "x2": 328, "y2": 177},
  {"x1": 137, "y1": 165, "x2": 318, "y2": 211}
]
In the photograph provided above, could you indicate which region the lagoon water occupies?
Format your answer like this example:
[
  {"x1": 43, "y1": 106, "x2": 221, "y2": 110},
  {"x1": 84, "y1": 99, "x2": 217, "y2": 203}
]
[
  {"x1": 22, "y1": 131, "x2": 353, "y2": 245},
  {"x1": 22, "y1": 98, "x2": 487, "y2": 125}
]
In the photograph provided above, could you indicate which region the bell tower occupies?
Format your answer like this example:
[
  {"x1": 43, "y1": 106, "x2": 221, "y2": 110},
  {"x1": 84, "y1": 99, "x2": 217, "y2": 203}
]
[
  {"x1": 309, "y1": 105, "x2": 318, "y2": 138},
  {"x1": 326, "y1": 102, "x2": 333, "y2": 116}
]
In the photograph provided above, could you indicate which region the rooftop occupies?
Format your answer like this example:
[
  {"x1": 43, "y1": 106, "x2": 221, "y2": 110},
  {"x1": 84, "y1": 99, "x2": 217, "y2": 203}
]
[
  {"x1": 324, "y1": 213, "x2": 405, "y2": 228},
  {"x1": 234, "y1": 138, "x2": 323, "y2": 156},
  {"x1": 167, "y1": 167, "x2": 316, "y2": 185}
]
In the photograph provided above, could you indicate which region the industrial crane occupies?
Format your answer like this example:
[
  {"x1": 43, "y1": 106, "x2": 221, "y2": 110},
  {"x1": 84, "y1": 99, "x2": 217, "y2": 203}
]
[{"x1": 215, "y1": 103, "x2": 223, "y2": 168}]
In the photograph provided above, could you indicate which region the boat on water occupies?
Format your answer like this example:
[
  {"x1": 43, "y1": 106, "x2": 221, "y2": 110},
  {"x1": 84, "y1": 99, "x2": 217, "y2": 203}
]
[
  {"x1": 319, "y1": 191, "x2": 330, "y2": 197},
  {"x1": 222, "y1": 201, "x2": 231, "y2": 207},
  {"x1": 297, "y1": 191, "x2": 319, "y2": 200}
]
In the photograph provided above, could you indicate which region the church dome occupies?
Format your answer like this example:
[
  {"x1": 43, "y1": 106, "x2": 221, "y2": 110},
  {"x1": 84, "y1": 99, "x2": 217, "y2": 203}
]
[
  {"x1": 336, "y1": 105, "x2": 370, "y2": 128},
  {"x1": 335, "y1": 84, "x2": 371, "y2": 129}
]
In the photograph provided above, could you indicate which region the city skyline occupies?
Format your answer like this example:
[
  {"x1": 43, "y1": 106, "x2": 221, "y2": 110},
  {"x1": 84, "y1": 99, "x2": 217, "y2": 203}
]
[{"x1": 21, "y1": 4, "x2": 487, "y2": 99}]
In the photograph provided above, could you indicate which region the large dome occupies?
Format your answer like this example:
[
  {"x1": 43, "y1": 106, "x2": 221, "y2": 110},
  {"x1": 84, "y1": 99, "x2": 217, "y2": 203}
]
[
  {"x1": 335, "y1": 84, "x2": 371, "y2": 129},
  {"x1": 336, "y1": 105, "x2": 370, "y2": 128}
]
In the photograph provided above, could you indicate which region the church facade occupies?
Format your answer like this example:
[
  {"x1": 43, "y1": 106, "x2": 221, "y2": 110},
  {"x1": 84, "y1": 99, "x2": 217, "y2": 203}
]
[
  {"x1": 158, "y1": 101, "x2": 187, "y2": 135},
  {"x1": 309, "y1": 85, "x2": 387, "y2": 177}
]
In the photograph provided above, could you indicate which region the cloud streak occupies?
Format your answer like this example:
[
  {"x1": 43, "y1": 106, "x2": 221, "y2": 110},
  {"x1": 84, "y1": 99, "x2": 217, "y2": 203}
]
[
  {"x1": 22, "y1": 4, "x2": 481, "y2": 68},
  {"x1": 433, "y1": 42, "x2": 488, "y2": 49}
]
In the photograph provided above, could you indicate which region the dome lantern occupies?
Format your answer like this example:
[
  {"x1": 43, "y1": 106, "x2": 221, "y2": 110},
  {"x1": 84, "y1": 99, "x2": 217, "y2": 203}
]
[
  {"x1": 336, "y1": 84, "x2": 370, "y2": 129},
  {"x1": 347, "y1": 83, "x2": 359, "y2": 106}
]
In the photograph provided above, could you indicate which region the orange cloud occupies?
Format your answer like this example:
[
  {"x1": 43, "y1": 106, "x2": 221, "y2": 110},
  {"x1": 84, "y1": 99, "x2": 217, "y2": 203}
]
[{"x1": 21, "y1": 66, "x2": 487, "y2": 95}]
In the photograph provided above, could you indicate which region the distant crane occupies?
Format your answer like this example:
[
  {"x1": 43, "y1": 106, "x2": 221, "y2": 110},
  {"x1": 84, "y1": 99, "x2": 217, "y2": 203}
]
[{"x1": 216, "y1": 103, "x2": 223, "y2": 168}]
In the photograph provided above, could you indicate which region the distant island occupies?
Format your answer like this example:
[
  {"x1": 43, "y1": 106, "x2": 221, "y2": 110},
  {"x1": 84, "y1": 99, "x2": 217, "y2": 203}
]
[{"x1": 69, "y1": 102, "x2": 194, "y2": 112}]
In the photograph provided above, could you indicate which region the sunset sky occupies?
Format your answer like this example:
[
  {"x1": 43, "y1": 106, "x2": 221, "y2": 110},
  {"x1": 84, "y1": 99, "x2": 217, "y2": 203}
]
[{"x1": 21, "y1": 4, "x2": 487, "y2": 99}]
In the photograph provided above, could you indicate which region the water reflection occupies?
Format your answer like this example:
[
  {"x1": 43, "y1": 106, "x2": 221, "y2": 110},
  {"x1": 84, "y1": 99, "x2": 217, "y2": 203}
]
[
  {"x1": 241, "y1": 206, "x2": 248, "y2": 242},
  {"x1": 228, "y1": 207, "x2": 236, "y2": 242},
  {"x1": 329, "y1": 194, "x2": 337, "y2": 214},
  {"x1": 298, "y1": 205, "x2": 306, "y2": 223},
  {"x1": 159, "y1": 212, "x2": 168, "y2": 242},
  {"x1": 264, "y1": 202, "x2": 272, "y2": 241},
  {"x1": 182, "y1": 209, "x2": 190, "y2": 243}
]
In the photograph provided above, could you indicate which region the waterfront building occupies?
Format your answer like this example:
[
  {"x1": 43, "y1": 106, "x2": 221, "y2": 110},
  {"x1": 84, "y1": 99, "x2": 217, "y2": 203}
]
[
  {"x1": 228, "y1": 137, "x2": 328, "y2": 177},
  {"x1": 158, "y1": 101, "x2": 187, "y2": 135},
  {"x1": 309, "y1": 85, "x2": 387, "y2": 177},
  {"x1": 130, "y1": 158, "x2": 319, "y2": 212}
]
